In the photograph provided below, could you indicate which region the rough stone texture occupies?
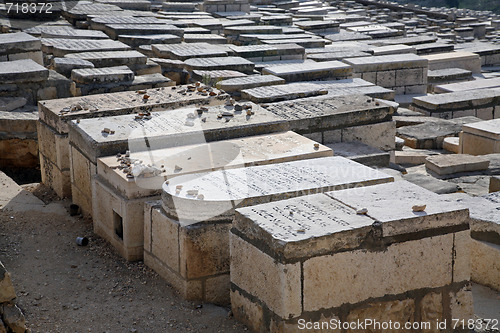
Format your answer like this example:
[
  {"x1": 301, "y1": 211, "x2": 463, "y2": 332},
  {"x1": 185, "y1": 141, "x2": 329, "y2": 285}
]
[
  {"x1": 231, "y1": 180, "x2": 471, "y2": 332},
  {"x1": 471, "y1": 239, "x2": 500, "y2": 291},
  {"x1": 303, "y1": 234, "x2": 453, "y2": 310},
  {"x1": 345, "y1": 299, "x2": 415, "y2": 333},
  {"x1": 461, "y1": 119, "x2": 500, "y2": 155},
  {"x1": 491, "y1": 176, "x2": 500, "y2": 193},
  {"x1": 425, "y1": 154, "x2": 490, "y2": 176}
]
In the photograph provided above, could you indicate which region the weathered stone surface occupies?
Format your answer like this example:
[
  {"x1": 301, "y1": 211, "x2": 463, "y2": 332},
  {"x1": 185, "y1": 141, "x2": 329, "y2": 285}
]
[
  {"x1": 98, "y1": 131, "x2": 332, "y2": 199},
  {"x1": 65, "y1": 50, "x2": 147, "y2": 67},
  {"x1": 0, "y1": 262, "x2": 15, "y2": 303},
  {"x1": 162, "y1": 156, "x2": 393, "y2": 223},
  {"x1": 402, "y1": 172, "x2": 460, "y2": 194},
  {"x1": 423, "y1": 51, "x2": 481, "y2": 73},
  {"x1": 462, "y1": 119, "x2": 500, "y2": 155},
  {"x1": 184, "y1": 56, "x2": 255, "y2": 74},
  {"x1": 69, "y1": 102, "x2": 286, "y2": 164},
  {"x1": 151, "y1": 43, "x2": 228, "y2": 60},
  {"x1": 118, "y1": 34, "x2": 182, "y2": 47},
  {"x1": 216, "y1": 74, "x2": 285, "y2": 93},
  {"x1": 0, "y1": 32, "x2": 41, "y2": 55},
  {"x1": 41, "y1": 38, "x2": 130, "y2": 57},
  {"x1": 262, "y1": 61, "x2": 352, "y2": 82},
  {"x1": 425, "y1": 154, "x2": 490, "y2": 176},
  {"x1": 229, "y1": 44, "x2": 304, "y2": 61},
  {"x1": 241, "y1": 83, "x2": 327, "y2": 103},
  {"x1": 397, "y1": 122, "x2": 462, "y2": 149},
  {"x1": 51, "y1": 57, "x2": 95, "y2": 77},
  {"x1": 1, "y1": 304, "x2": 26, "y2": 333},
  {"x1": 327, "y1": 142, "x2": 390, "y2": 167},
  {"x1": 38, "y1": 85, "x2": 228, "y2": 134},
  {"x1": 104, "y1": 24, "x2": 184, "y2": 39},
  {"x1": 343, "y1": 53, "x2": 427, "y2": 72},
  {"x1": 71, "y1": 66, "x2": 134, "y2": 84},
  {"x1": 0, "y1": 59, "x2": 48, "y2": 84}
]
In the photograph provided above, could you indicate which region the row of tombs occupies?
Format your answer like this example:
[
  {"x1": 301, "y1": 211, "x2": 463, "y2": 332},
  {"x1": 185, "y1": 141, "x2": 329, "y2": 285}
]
[{"x1": 32, "y1": 84, "x2": 500, "y2": 332}]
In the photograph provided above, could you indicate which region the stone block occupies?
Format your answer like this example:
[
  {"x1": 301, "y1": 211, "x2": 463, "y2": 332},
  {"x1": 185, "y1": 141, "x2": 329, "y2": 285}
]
[
  {"x1": 471, "y1": 239, "x2": 500, "y2": 291},
  {"x1": 425, "y1": 154, "x2": 490, "y2": 176},
  {"x1": 231, "y1": 180, "x2": 471, "y2": 331},
  {"x1": 423, "y1": 51, "x2": 481, "y2": 74}
]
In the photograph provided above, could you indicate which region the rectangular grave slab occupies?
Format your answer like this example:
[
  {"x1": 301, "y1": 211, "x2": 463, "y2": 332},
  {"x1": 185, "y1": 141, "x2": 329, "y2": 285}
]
[
  {"x1": 41, "y1": 38, "x2": 130, "y2": 57},
  {"x1": 425, "y1": 154, "x2": 490, "y2": 176},
  {"x1": 462, "y1": 119, "x2": 500, "y2": 155},
  {"x1": 231, "y1": 180, "x2": 471, "y2": 332},
  {"x1": 261, "y1": 38, "x2": 326, "y2": 49},
  {"x1": 216, "y1": 74, "x2": 285, "y2": 93},
  {"x1": 441, "y1": 192, "x2": 500, "y2": 290},
  {"x1": 0, "y1": 32, "x2": 41, "y2": 55},
  {"x1": 94, "y1": 131, "x2": 332, "y2": 261},
  {"x1": 183, "y1": 34, "x2": 227, "y2": 44},
  {"x1": 411, "y1": 89, "x2": 500, "y2": 120},
  {"x1": 223, "y1": 25, "x2": 283, "y2": 36},
  {"x1": 343, "y1": 53, "x2": 427, "y2": 72},
  {"x1": 262, "y1": 61, "x2": 352, "y2": 82},
  {"x1": 263, "y1": 94, "x2": 395, "y2": 150},
  {"x1": 118, "y1": 34, "x2": 182, "y2": 47},
  {"x1": 148, "y1": 156, "x2": 393, "y2": 304},
  {"x1": 68, "y1": 102, "x2": 287, "y2": 216},
  {"x1": 0, "y1": 32, "x2": 42, "y2": 63},
  {"x1": 295, "y1": 20, "x2": 340, "y2": 33},
  {"x1": 151, "y1": 43, "x2": 229, "y2": 61},
  {"x1": 423, "y1": 51, "x2": 481, "y2": 74},
  {"x1": 184, "y1": 56, "x2": 255, "y2": 74},
  {"x1": 0, "y1": 59, "x2": 48, "y2": 84},
  {"x1": 435, "y1": 77, "x2": 500, "y2": 94},
  {"x1": 64, "y1": 50, "x2": 147, "y2": 67},
  {"x1": 104, "y1": 24, "x2": 184, "y2": 40},
  {"x1": 343, "y1": 53, "x2": 428, "y2": 94},
  {"x1": 37, "y1": 86, "x2": 229, "y2": 198},
  {"x1": 241, "y1": 83, "x2": 328, "y2": 103},
  {"x1": 228, "y1": 44, "x2": 304, "y2": 62},
  {"x1": 71, "y1": 66, "x2": 134, "y2": 84},
  {"x1": 40, "y1": 28, "x2": 109, "y2": 40}
]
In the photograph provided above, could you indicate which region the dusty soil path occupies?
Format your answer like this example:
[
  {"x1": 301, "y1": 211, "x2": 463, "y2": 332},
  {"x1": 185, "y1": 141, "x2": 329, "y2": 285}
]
[{"x1": 0, "y1": 206, "x2": 247, "y2": 333}]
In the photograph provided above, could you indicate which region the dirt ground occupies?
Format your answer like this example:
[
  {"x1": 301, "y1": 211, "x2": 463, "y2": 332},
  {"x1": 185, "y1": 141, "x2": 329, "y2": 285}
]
[{"x1": 0, "y1": 204, "x2": 247, "y2": 333}]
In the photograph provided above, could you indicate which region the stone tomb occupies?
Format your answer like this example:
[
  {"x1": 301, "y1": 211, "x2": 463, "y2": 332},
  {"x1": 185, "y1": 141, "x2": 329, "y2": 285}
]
[
  {"x1": 262, "y1": 95, "x2": 395, "y2": 151},
  {"x1": 94, "y1": 131, "x2": 332, "y2": 261},
  {"x1": 41, "y1": 38, "x2": 130, "y2": 57},
  {"x1": 411, "y1": 89, "x2": 500, "y2": 120},
  {"x1": 67, "y1": 103, "x2": 287, "y2": 216},
  {"x1": 152, "y1": 43, "x2": 230, "y2": 61},
  {"x1": 37, "y1": 86, "x2": 228, "y2": 198},
  {"x1": 461, "y1": 119, "x2": 500, "y2": 155},
  {"x1": 0, "y1": 32, "x2": 43, "y2": 65},
  {"x1": 216, "y1": 75, "x2": 285, "y2": 94},
  {"x1": 261, "y1": 61, "x2": 352, "y2": 82},
  {"x1": 146, "y1": 156, "x2": 393, "y2": 304},
  {"x1": 184, "y1": 57, "x2": 255, "y2": 75},
  {"x1": 228, "y1": 44, "x2": 305, "y2": 62},
  {"x1": 343, "y1": 53, "x2": 428, "y2": 95},
  {"x1": 422, "y1": 51, "x2": 481, "y2": 74},
  {"x1": 231, "y1": 181, "x2": 472, "y2": 332}
]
